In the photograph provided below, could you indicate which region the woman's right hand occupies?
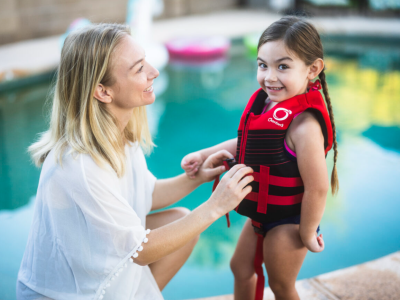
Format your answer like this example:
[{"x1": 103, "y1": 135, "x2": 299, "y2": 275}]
[{"x1": 207, "y1": 164, "x2": 254, "y2": 218}]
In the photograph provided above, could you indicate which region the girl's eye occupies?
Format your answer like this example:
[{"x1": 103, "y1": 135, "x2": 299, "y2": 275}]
[
  {"x1": 258, "y1": 63, "x2": 267, "y2": 69},
  {"x1": 137, "y1": 65, "x2": 144, "y2": 73},
  {"x1": 278, "y1": 64, "x2": 288, "y2": 70}
]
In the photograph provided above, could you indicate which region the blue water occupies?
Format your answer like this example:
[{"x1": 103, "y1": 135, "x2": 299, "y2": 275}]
[{"x1": 1, "y1": 38, "x2": 400, "y2": 300}]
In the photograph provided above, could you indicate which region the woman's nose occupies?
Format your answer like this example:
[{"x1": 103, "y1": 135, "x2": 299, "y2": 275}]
[{"x1": 147, "y1": 62, "x2": 159, "y2": 80}]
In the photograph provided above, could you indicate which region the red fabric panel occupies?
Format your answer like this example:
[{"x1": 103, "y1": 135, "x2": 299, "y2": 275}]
[
  {"x1": 225, "y1": 213, "x2": 230, "y2": 228},
  {"x1": 246, "y1": 192, "x2": 303, "y2": 205},
  {"x1": 212, "y1": 176, "x2": 220, "y2": 192},
  {"x1": 239, "y1": 113, "x2": 253, "y2": 163},
  {"x1": 250, "y1": 172, "x2": 303, "y2": 187},
  {"x1": 252, "y1": 221, "x2": 261, "y2": 228},
  {"x1": 257, "y1": 166, "x2": 269, "y2": 214},
  {"x1": 254, "y1": 234, "x2": 265, "y2": 300},
  {"x1": 237, "y1": 88, "x2": 263, "y2": 131},
  {"x1": 223, "y1": 160, "x2": 230, "y2": 170},
  {"x1": 251, "y1": 172, "x2": 260, "y2": 181},
  {"x1": 269, "y1": 175, "x2": 303, "y2": 187}
]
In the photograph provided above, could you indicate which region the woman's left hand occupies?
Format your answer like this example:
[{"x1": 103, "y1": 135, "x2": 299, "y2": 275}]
[
  {"x1": 196, "y1": 150, "x2": 233, "y2": 183},
  {"x1": 303, "y1": 233, "x2": 325, "y2": 253}
]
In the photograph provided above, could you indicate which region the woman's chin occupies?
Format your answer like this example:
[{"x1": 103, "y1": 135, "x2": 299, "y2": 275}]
[{"x1": 143, "y1": 94, "x2": 156, "y2": 106}]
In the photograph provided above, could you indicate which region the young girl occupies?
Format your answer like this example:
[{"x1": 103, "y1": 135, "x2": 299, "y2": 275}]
[{"x1": 181, "y1": 16, "x2": 339, "y2": 300}]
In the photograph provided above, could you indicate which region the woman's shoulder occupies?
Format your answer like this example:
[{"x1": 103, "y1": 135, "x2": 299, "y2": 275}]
[
  {"x1": 42, "y1": 146, "x2": 118, "y2": 188},
  {"x1": 126, "y1": 142, "x2": 147, "y2": 166}
]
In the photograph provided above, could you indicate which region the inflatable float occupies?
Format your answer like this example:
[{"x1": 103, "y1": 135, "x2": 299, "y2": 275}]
[{"x1": 166, "y1": 36, "x2": 230, "y2": 60}]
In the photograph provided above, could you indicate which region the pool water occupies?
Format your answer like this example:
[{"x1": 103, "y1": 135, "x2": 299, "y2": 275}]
[{"x1": 1, "y1": 37, "x2": 400, "y2": 300}]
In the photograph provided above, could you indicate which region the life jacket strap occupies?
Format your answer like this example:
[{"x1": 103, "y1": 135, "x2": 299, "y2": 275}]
[
  {"x1": 251, "y1": 172, "x2": 303, "y2": 187},
  {"x1": 257, "y1": 166, "x2": 269, "y2": 214},
  {"x1": 252, "y1": 220, "x2": 265, "y2": 300},
  {"x1": 245, "y1": 192, "x2": 303, "y2": 205}
]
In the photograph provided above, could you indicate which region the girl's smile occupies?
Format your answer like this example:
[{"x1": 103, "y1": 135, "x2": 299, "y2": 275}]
[{"x1": 266, "y1": 86, "x2": 284, "y2": 92}]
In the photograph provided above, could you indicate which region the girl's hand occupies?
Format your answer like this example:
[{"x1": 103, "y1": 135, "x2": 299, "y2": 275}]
[
  {"x1": 207, "y1": 163, "x2": 254, "y2": 218},
  {"x1": 196, "y1": 150, "x2": 233, "y2": 183},
  {"x1": 181, "y1": 152, "x2": 204, "y2": 179},
  {"x1": 303, "y1": 233, "x2": 325, "y2": 253}
]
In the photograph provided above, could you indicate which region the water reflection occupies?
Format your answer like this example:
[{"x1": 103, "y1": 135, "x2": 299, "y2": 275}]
[
  {"x1": 0, "y1": 38, "x2": 399, "y2": 300},
  {"x1": 0, "y1": 83, "x2": 50, "y2": 210}
]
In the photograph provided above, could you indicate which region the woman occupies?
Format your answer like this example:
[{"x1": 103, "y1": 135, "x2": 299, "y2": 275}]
[{"x1": 16, "y1": 23, "x2": 254, "y2": 300}]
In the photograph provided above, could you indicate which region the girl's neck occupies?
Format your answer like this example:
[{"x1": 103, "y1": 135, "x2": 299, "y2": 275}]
[{"x1": 262, "y1": 97, "x2": 278, "y2": 114}]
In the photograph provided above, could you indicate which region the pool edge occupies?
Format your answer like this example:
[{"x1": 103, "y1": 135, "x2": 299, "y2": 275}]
[{"x1": 190, "y1": 250, "x2": 400, "y2": 300}]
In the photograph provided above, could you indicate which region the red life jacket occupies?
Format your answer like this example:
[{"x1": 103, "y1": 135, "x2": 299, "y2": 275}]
[
  {"x1": 213, "y1": 80, "x2": 333, "y2": 300},
  {"x1": 235, "y1": 80, "x2": 333, "y2": 223}
]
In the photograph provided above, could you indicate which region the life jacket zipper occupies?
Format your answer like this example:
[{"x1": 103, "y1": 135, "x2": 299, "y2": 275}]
[{"x1": 239, "y1": 112, "x2": 252, "y2": 164}]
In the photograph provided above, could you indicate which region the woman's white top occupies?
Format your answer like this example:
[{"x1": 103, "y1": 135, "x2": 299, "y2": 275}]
[{"x1": 17, "y1": 143, "x2": 164, "y2": 300}]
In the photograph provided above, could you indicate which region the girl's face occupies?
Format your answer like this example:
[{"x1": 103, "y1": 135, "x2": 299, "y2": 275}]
[
  {"x1": 105, "y1": 35, "x2": 159, "y2": 112},
  {"x1": 257, "y1": 39, "x2": 316, "y2": 103}
]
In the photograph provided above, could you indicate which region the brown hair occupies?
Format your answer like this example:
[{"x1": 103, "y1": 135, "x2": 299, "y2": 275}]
[{"x1": 258, "y1": 16, "x2": 339, "y2": 195}]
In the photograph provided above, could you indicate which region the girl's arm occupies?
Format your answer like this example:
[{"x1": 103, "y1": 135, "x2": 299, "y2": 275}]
[
  {"x1": 181, "y1": 138, "x2": 237, "y2": 178},
  {"x1": 136, "y1": 162, "x2": 254, "y2": 266},
  {"x1": 287, "y1": 112, "x2": 329, "y2": 252},
  {"x1": 196, "y1": 138, "x2": 238, "y2": 160}
]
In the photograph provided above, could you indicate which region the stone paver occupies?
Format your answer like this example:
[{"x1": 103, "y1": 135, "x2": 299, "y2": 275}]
[
  {"x1": 316, "y1": 251, "x2": 400, "y2": 300},
  {"x1": 192, "y1": 251, "x2": 400, "y2": 300}
]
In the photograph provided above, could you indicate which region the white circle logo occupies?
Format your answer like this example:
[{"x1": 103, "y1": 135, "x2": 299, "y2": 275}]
[{"x1": 273, "y1": 108, "x2": 292, "y2": 121}]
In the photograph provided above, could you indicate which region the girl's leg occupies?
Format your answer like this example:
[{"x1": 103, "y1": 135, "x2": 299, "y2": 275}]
[
  {"x1": 230, "y1": 219, "x2": 258, "y2": 300},
  {"x1": 263, "y1": 224, "x2": 308, "y2": 300},
  {"x1": 146, "y1": 207, "x2": 199, "y2": 291}
]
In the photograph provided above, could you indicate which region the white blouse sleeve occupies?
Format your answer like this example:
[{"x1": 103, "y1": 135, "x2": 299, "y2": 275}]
[{"x1": 79, "y1": 153, "x2": 149, "y2": 260}]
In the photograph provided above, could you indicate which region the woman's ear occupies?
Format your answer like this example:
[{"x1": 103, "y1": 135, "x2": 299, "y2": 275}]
[
  {"x1": 308, "y1": 58, "x2": 324, "y2": 80},
  {"x1": 93, "y1": 84, "x2": 113, "y2": 104}
]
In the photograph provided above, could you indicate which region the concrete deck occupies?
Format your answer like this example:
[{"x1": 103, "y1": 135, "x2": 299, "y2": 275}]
[
  {"x1": 1, "y1": 9, "x2": 400, "y2": 85},
  {"x1": 193, "y1": 251, "x2": 400, "y2": 300}
]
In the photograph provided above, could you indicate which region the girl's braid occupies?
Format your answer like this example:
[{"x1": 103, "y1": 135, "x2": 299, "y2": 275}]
[{"x1": 319, "y1": 70, "x2": 339, "y2": 195}]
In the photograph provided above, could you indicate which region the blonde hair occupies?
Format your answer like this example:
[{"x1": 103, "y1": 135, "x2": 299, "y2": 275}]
[{"x1": 29, "y1": 23, "x2": 154, "y2": 177}]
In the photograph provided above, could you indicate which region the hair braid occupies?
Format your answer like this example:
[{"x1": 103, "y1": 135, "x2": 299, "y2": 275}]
[{"x1": 319, "y1": 70, "x2": 339, "y2": 195}]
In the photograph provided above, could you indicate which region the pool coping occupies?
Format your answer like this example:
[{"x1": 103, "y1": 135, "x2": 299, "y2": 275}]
[
  {"x1": 1, "y1": 9, "x2": 400, "y2": 92},
  {"x1": 190, "y1": 251, "x2": 400, "y2": 300}
]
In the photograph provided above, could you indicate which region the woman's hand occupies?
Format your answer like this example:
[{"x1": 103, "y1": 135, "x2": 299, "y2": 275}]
[
  {"x1": 207, "y1": 164, "x2": 254, "y2": 218},
  {"x1": 196, "y1": 150, "x2": 234, "y2": 183},
  {"x1": 181, "y1": 152, "x2": 204, "y2": 179},
  {"x1": 302, "y1": 233, "x2": 325, "y2": 253}
]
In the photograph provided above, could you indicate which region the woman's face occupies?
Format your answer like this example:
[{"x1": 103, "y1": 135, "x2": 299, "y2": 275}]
[{"x1": 109, "y1": 35, "x2": 159, "y2": 111}]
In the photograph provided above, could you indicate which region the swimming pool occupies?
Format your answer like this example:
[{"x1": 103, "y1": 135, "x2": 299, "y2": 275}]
[{"x1": 1, "y1": 37, "x2": 399, "y2": 300}]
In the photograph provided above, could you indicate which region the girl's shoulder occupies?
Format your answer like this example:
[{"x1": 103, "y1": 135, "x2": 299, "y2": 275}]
[
  {"x1": 286, "y1": 110, "x2": 325, "y2": 147},
  {"x1": 290, "y1": 110, "x2": 322, "y2": 134}
]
